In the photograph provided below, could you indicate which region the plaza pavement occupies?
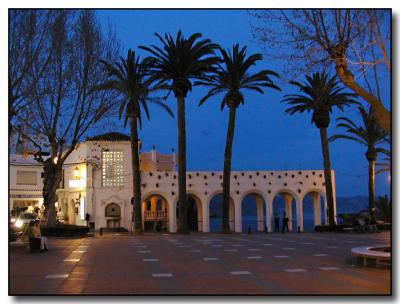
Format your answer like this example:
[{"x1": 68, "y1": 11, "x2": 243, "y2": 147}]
[{"x1": 9, "y1": 231, "x2": 391, "y2": 295}]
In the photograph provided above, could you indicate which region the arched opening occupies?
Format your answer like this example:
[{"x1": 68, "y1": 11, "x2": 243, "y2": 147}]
[
  {"x1": 176, "y1": 194, "x2": 203, "y2": 232},
  {"x1": 142, "y1": 194, "x2": 169, "y2": 232},
  {"x1": 272, "y1": 192, "x2": 297, "y2": 232},
  {"x1": 105, "y1": 203, "x2": 121, "y2": 228},
  {"x1": 302, "y1": 191, "x2": 326, "y2": 231},
  {"x1": 241, "y1": 193, "x2": 266, "y2": 232},
  {"x1": 209, "y1": 193, "x2": 235, "y2": 232}
]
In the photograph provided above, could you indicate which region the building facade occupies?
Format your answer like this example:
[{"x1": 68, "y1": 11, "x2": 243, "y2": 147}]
[{"x1": 10, "y1": 132, "x2": 337, "y2": 232}]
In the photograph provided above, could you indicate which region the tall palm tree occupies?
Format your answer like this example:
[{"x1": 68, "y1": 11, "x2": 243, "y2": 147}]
[
  {"x1": 376, "y1": 136, "x2": 391, "y2": 175},
  {"x1": 196, "y1": 44, "x2": 280, "y2": 233},
  {"x1": 330, "y1": 106, "x2": 387, "y2": 223},
  {"x1": 98, "y1": 49, "x2": 174, "y2": 235},
  {"x1": 282, "y1": 72, "x2": 357, "y2": 226},
  {"x1": 140, "y1": 31, "x2": 219, "y2": 233}
]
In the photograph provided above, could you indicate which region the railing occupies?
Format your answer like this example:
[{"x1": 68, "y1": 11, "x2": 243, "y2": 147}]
[{"x1": 144, "y1": 210, "x2": 167, "y2": 221}]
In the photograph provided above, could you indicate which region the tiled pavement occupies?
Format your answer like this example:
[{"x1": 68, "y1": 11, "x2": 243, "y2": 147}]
[{"x1": 9, "y1": 231, "x2": 391, "y2": 295}]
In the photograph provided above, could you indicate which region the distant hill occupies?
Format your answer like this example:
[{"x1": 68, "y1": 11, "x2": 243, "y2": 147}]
[{"x1": 336, "y1": 196, "x2": 369, "y2": 214}]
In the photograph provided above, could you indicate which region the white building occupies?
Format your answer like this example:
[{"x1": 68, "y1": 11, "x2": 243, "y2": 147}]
[{"x1": 10, "y1": 132, "x2": 337, "y2": 232}]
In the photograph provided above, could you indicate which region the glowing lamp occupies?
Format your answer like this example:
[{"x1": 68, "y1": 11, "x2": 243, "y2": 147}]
[{"x1": 73, "y1": 167, "x2": 80, "y2": 179}]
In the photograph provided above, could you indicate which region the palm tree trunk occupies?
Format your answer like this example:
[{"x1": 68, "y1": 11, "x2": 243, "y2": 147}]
[
  {"x1": 176, "y1": 96, "x2": 188, "y2": 233},
  {"x1": 130, "y1": 112, "x2": 143, "y2": 235},
  {"x1": 222, "y1": 107, "x2": 236, "y2": 233},
  {"x1": 319, "y1": 128, "x2": 336, "y2": 226},
  {"x1": 368, "y1": 159, "x2": 376, "y2": 223}
]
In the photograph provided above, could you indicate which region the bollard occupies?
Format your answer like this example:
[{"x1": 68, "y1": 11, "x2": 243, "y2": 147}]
[
  {"x1": 100, "y1": 227, "x2": 103, "y2": 236},
  {"x1": 265, "y1": 226, "x2": 268, "y2": 234},
  {"x1": 248, "y1": 227, "x2": 252, "y2": 234}
]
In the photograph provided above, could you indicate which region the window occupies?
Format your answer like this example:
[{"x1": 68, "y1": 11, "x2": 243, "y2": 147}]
[
  {"x1": 102, "y1": 151, "x2": 124, "y2": 187},
  {"x1": 16, "y1": 171, "x2": 37, "y2": 185},
  {"x1": 146, "y1": 200, "x2": 151, "y2": 211}
]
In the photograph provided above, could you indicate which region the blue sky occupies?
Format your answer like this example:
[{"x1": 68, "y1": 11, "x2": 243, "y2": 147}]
[{"x1": 95, "y1": 9, "x2": 391, "y2": 197}]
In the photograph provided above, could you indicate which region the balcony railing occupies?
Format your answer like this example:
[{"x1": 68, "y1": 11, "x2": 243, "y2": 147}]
[{"x1": 144, "y1": 210, "x2": 167, "y2": 221}]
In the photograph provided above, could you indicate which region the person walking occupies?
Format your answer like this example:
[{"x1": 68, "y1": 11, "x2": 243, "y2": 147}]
[
  {"x1": 33, "y1": 220, "x2": 48, "y2": 252},
  {"x1": 274, "y1": 214, "x2": 280, "y2": 232},
  {"x1": 282, "y1": 213, "x2": 289, "y2": 233}
]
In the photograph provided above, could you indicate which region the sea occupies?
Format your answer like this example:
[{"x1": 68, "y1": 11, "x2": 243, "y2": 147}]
[{"x1": 209, "y1": 195, "x2": 369, "y2": 232}]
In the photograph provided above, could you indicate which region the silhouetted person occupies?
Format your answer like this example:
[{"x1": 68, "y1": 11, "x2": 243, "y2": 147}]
[
  {"x1": 282, "y1": 213, "x2": 289, "y2": 233},
  {"x1": 274, "y1": 214, "x2": 280, "y2": 232}
]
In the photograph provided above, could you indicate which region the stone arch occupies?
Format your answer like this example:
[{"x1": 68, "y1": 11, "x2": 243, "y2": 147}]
[
  {"x1": 104, "y1": 203, "x2": 121, "y2": 228},
  {"x1": 239, "y1": 190, "x2": 268, "y2": 232},
  {"x1": 172, "y1": 191, "x2": 205, "y2": 232},
  {"x1": 105, "y1": 203, "x2": 121, "y2": 217},
  {"x1": 187, "y1": 192, "x2": 203, "y2": 232},
  {"x1": 207, "y1": 191, "x2": 235, "y2": 232},
  {"x1": 101, "y1": 195, "x2": 126, "y2": 229},
  {"x1": 141, "y1": 192, "x2": 169, "y2": 232},
  {"x1": 302, "y1": 189, "x2": 327, "y2": 229},
  {"x1": 271, "y1": 189, "x2": 300, "y2": 232}
]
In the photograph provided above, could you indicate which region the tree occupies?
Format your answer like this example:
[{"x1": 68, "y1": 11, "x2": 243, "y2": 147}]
[
  {"x1": 97, "y1": 49, "x2": 174, "y2": 235},
  {"x1": 282, "y1": 72, "x2": 358, "y2": 226},
  {"x1": 376, "y1": 136, "x2": 391, "y2": 175},
  {"x1": 251, "y1": 9, "x2": 391, "y2": 133},
  {"x1": 9, "y1": 10, "x2": 55, "y2": 136},
  {"x1": 140, "y1": 31, "x2": 219, "y2": 233},
  {"x1": 330, "y1": 106, "x2": 387, "y2": 222},
  {"x1": 196, "y1": 44, "x2": 280, "y2": 232},
  {"x1": 13, "y1": 10, "x2": 120, "y2": 227}
]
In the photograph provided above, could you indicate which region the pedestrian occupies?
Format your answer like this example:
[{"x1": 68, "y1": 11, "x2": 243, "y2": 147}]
[
  {"x1": 274, "y1": 213, "x2": 280, "y2": 232},
  {"x1": 282, "y1": 213, "x2": 289, "y2": 233},
  {"x1": 33, "y1": 220, "x2": 49, "y2": 252}
]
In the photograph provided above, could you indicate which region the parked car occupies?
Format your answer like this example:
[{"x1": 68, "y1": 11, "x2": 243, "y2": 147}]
[{"x1": 14, "y1": 212, "x2": 38, "y2": 230}]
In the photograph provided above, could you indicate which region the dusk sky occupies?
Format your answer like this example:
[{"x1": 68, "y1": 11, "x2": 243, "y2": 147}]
[{"x1": 95, "y1": 9, "x2": 391, "y2": 198}]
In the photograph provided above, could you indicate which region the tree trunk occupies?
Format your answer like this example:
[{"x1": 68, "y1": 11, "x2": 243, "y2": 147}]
[
  {"x1": 368, "y1": 159, "x2": 376, "y2": 223},
  {"x1": 319, "y1": 128, "x2": 336, "y2": 226},
  {"x1": 43, "y1": 158, "x2": 62, "y2": 227},
  {"x1": 130, "y1": 112, "x2": 143, "y2": 235},
  {"x1": 222, "y1": 107, "x2": 236, "y2": 233},
  {"x1": 176, "y1": 96, "x2": 188, "y2": 233}
]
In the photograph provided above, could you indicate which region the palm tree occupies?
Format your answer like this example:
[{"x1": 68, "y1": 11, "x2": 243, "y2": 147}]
[
  {"x1": 330, "y1": 106, "x2": 387, "y2": 223},
  {"x1": 376, "y1": 136, "x2": 391, "y2": 175},
  {"x1": 98, "y1": 49, "x2": 174, "y2": 235},
  {"x1": 140, "y1": 31, "x2": 219, "y2": 233},
  {"x1": 282, "y1": 72, "x2": 357, "y2": 226},
  {"x1": 196, "y1": 44, "x2": 280, "y2": 233}
]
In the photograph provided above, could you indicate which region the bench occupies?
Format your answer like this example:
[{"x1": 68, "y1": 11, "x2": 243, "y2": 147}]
[{"x1": 351, "y1": 246, "x2": 391, "y2": 267}]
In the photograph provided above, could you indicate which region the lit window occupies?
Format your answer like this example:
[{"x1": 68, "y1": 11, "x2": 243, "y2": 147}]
[{"x1": 102, "y1": 151, "x2": 124, "y2": 187}]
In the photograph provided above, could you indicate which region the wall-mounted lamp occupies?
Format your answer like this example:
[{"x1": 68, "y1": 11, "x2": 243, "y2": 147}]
[{"x1": 73, "y1": 167, "x2": 80, "y2": 179}]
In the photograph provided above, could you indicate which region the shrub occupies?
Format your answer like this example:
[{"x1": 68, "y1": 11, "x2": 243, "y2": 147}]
[
  {"x1": 9, "y1": 226, "x2": 18, "y2": 242},
  {"x1": 41, "y1": 224, "x2": 89, "y2": 237}
]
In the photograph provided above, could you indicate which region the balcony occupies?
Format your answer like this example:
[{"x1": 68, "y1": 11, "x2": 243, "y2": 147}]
[{"x1": 144, "y1": 210, "x2": 167, "y2": 221}]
